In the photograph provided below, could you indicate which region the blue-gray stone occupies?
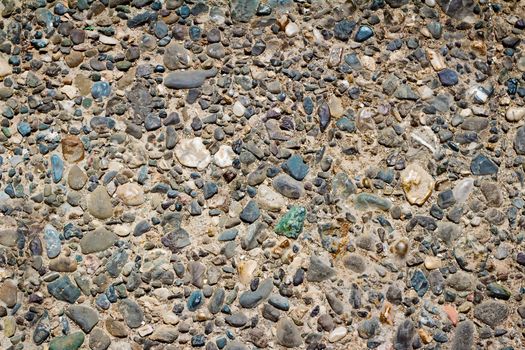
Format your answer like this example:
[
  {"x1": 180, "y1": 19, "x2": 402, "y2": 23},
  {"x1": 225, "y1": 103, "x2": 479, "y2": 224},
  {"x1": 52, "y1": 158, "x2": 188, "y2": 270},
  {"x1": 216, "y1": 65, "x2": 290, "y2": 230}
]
[
  {"x1": 127, "y1": 11, "x2": 157, "y2": 28},
  {"x1": 106, "y1": 248, "x2": 128, "y2": 277},
  {"x1": 355, "y1": 25, "x2": 374, "y2": 42},
  {"x1": 335, "y1": 117, "x2": 355, "y2": 133},
  {"x1": 282, "y1": 154, "x2": 309, "y2": 181},
  {"x1": 208, "y1": 288, "x2": 225, "y2": 314},
  {"x1": 203, "y1": 182, "x2": 218, "y2": 199},
  {"x1": 118, "y1": 299, "x2": 144, "y2": 329},
  {"x1": 268, "y1": 295, "x2": 289, "y2": 311},
  {"x1": 303, "y1": 97, "x2": 314, "y2": 115},
  {"x1": 48, "y1": 276, "x2": 81, "y2": 303},
  {"x1": 50, "y1": 154, "x2": 63, "y2": 183},
  {"x1": 17, "y1": 122, "x2": 31, "y2": 136},
  {"x1": 438, "y1": 69, "x2": 459, "y2": 86},
  {"x1": 411, "y1": 269, "x2": 429, "y2": 297},
  {"x1": 164, "y1": 68, "x2": 218, "y2": 89},
  {"x1": 470, "y1": 154, "x2": 498, "y2": 175},
  {"x1": 44, "y1": 224, "x2": 61, "y2": 258},
  {"x1": 240, "y1": 200, "x2": 260, "y2": 223},
  {"x1": 91, "y1": 81, "x2": 111, "y2": 99},
  {"x1": 334, "y1": 19, "x2": 356, "y2": 41},
  {"x1": 239, "y1": 278, "x2": 273, "y2": 308},
  {"x1": 218, "y1": 229, "x2": 238, "y2": 241},
  {"x1": 187, "y1": 290, "x2": 204, "y2": 311}
]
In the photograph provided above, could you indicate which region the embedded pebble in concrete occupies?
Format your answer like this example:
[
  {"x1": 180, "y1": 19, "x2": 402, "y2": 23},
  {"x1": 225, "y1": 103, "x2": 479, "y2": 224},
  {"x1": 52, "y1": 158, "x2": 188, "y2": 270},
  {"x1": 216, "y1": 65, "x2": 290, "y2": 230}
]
[{"x1": 1, "y1": 0, "x2": 525, "y2": 349}]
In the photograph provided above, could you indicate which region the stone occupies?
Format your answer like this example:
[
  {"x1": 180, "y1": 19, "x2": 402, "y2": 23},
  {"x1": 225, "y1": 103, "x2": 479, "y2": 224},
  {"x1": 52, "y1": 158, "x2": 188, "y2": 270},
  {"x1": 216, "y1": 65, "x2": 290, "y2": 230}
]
[
  {"x1": 507, "y1": 107, "x2": 525, "y2": 122},
  {"x1": 239, "y1": 200, "x2": 260, "y2": 223},
  {"x1": 68, "y1": 165, "x2": 87, "y2": 190},
  {"x1": 272, "y1": 174, "x2": 305, "y2": 199},
  {"x1": 44, "y1": 225, "x2": 61, "y2": 259},
  {"x1": 116, "y1": 183, "x2": 144, "y2": 206},
  {"x1": 353, "y1": 193, "x2": 392, "y2": 211},
  {"x1": 49, "y1": 332, "x2": 84, "y2": 350},
  {"x1": 150, "y1": 326, "x2": 178, "y2": 342},
  {"x1": 470, "y1": 154, "x2": 498, "y2": 175},
  {"x1": 231, "y1": 0, "x2": 260, "y2": 22},
  {"x1": 282, "y1": 155, "x2": 309, "y2": 181},
  {"x1": 355, "y1": 25, "x2": 374, "y2": 42},
  {"x1": 89, "y1": 328, "x2": 111, "y2": 350},
  {"x1": 307, "y1": 255, "x2": 335, "y2": 282},
  {"x1": 276, "y1": 318, "x2": 302, "y2": 348},
  {"x1": 214, "y1": 145, "x2": 235, "y2": 168},
  {"x1": 164, "y1": 69, "x2": 218, "y2": 89},
  {"x1": 163, "y1": 43, "x2": 192, "y2": 70},
  {"x1": 0, "y1": 55, "x2": 11, "y2": 78},
  {"x1": 401, "y1": 163, "x2": 434, "y2": 205},
  {"x1": 394, "y1": 319, "x2": 415, "y2": 350},
  {"x1": 47, "y1": 276, "x2": 81, "y2": 304},
  {"x1": 411, "y1": 269, "x2": 429, "y2": 297},
  {"x1": 328, "y1": 326, "x2": 348, "y2": 342},
  {"x1": 62, "y1": 135, "x2": 84, "y2": 162},
  {"x1": 0, "y1": 280, "x2": 17, "y2": 308},
  {"x1": 88, "y1": 186, "x2": 114, "y2": 220},
  {"x1": 66, "y1": 305, "x2": 99, "y2": 333},
  {"x1": 285, "y1": 22, "x2": 299, "y2": 37},
  {"x1": 257, "y1": 184, "x2": 286, "y2": 212},
  {"x1": 438, "y1": 68, "x2": 459, "y2": 86},
  {"x1": 118, "y1": 299, "x2": 144, "y2": 329},
  {"x1": 343, "y1": 254, "x2": 367, "y2": 273},
  {"x1": 515, "y1": 126, "x2": 525, "y2": 155},
  {"x1": 161, "y1": 228, "x2": 191, "y2": 252},
  {"x1": 239, "y1": 278, "x2": 273, "y2": 308},
  {"x1": 474, "y1": 301, "x2": 508, "y2": 327},
  {"x1": 274, "y1": 206, "x2": 306, "y2": 239},
  {"x1": 51, "y1": 155, "x2": 63, "y2": 183},
  {"x1": 451, "y1": 321, "x2": 474, "y2": 350},
  {"x1": 175, "y1": 138, "x2": 212, "y2": 170},
  {"x1": 80, "y1": 227, "x2": 117, "y2": 254},
  {"x1": 225, "y1": 312, "x2": 248, "y2": 327}
]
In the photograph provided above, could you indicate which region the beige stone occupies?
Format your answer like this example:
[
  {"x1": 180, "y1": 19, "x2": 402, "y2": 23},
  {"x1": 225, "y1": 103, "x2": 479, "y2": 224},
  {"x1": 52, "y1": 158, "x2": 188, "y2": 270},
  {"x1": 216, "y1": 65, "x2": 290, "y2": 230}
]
[
  {"x1": 116, "y1": 183, "x2": 145, "y2": 206},
  {"x1": 401, "y1": 163, "x2": 434, "y2": 206},
  {"x1": 88, "y1": 186, "x2": 113, "y2": 220}
]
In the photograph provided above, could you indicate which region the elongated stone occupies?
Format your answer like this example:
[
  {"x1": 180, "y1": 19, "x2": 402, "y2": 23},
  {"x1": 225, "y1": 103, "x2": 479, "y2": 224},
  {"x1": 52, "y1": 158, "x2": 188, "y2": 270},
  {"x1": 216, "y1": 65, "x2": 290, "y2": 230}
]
[{"x1": 164, "y1": 68, "x2": 217, "y2": 89}]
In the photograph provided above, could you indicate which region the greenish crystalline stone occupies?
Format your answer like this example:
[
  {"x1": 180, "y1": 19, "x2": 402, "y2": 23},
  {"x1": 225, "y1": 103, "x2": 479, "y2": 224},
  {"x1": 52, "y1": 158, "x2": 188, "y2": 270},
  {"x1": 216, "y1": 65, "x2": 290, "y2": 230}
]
[
  {"x1": 49, "y1": 331, "x2": 84, "y2": 350},
  {"x1": 275, "y1": 206, "x2": 306, "y2": 239}
]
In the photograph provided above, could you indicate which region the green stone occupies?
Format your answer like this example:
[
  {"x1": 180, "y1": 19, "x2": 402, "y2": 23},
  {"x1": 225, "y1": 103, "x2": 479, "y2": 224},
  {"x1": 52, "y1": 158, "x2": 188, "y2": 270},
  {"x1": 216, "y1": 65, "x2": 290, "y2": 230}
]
[
  {"x1": 49, "y1": 331, "x2": 84, "y2": 350},
  {"x1": 353, "y1": 193, "x2": 392, "y2": 211},
  {"x1": 274, "y1": 206, "x2": 306, "y2": 239},
  {"x1": 486, "y1": 282, "x2": 511, "y2": 300},
  {"x1": 116, "y1": 60, "x2": 132, "y2": 71}
]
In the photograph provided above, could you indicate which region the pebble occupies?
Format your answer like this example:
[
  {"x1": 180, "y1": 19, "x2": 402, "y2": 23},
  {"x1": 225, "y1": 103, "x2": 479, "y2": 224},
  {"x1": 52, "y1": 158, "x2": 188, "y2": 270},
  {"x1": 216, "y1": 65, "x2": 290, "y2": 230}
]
[
  {"x1": 115, "y1": 183, "x2": 145, "y2": 206},
  {"x1": 276, "y1": 318, "x2": 302, "y2": 348},
  {"x1": 401, "y1": 163, "x2": 434, "y2": 205},
  {"x1": 175, "y1": 138, "x2": 212, "y2": 170},
  {"x1": 272, "y1": 174, "x2": 305, "y2": 199},
  {"x1": 88, "y1": 186, "x2": 114, "y2": 220}
]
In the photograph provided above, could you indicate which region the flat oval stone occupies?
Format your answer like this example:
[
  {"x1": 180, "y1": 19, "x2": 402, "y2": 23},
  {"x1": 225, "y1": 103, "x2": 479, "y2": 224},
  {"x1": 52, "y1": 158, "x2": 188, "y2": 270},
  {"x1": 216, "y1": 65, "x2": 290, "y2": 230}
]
[
  {"x1": 44, "y1": 224, "x2": 61, "y2": 259},
  {"x1": 272, "y1": 174, "x2": 304, "y2": 199},
  {"x1": 68, "y1": 165, "x2": 87, "y2": 190},
  {"x1": 87, "y1": 186, "x2": 114, "y2": 220},
  {"x1": 80, "y1": 227, "x2": 117, "y2": 254}
]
